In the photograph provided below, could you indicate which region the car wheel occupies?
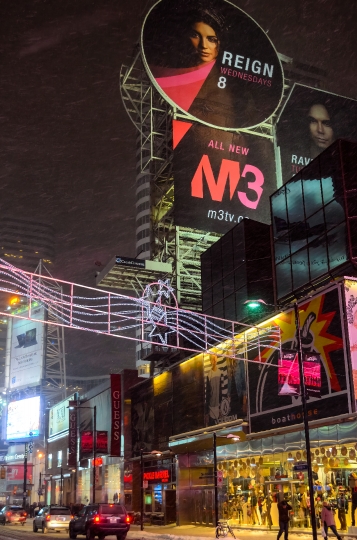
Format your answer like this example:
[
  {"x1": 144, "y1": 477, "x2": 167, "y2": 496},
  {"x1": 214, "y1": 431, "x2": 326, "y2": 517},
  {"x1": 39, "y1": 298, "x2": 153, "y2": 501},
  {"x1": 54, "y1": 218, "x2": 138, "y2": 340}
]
[
  {"x1": 116, "y1": 535, "x2": 127, "y2": 540},
  {"x1": 69, "y1": 525, "x2": 77, "y2": 539},
  {"x1": 98, "y1": 535, "x2": 105, "y2": 540},
  {"x1": 33, "y1": 521, "x2": 38, "y2": 532},
  {"x1": 42, "y1": 523, "x2": 48, "y2": 534},
  {"x1": 85, "y1": 527, "x2": 94, "y2": 540}
]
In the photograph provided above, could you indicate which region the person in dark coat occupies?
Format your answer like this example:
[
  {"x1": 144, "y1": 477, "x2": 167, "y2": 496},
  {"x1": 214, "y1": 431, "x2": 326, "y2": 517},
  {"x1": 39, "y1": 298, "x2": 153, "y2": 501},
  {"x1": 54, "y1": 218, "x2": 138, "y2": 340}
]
[{"x1": 277, "y1": 499, "x2": 292, "y2": 540}]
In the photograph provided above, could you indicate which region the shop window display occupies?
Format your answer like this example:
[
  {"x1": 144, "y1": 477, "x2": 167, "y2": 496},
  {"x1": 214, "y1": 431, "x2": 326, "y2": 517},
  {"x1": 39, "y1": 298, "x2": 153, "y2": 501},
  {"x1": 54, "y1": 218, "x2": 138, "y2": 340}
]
[{"x1": 218, "y1": 444, "x2": 357, "y2": 530}]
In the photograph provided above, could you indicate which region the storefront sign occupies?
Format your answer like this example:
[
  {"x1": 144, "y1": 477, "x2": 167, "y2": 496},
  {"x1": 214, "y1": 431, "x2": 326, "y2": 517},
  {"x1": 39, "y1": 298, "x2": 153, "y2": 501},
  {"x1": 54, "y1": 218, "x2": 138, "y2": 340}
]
[
  {"x1": 143, "y1": 468, "x2": 171, "y2": 484},
  {"x1": 142, "y1": 0, "x2": 283, "y2": 130},
  {"x1": 248, "y1": 286, "x2": 351, "y2": 432},
  {"x1": 68, "y1": 400, "x2": 77, "y2": 467},
  {"x1": 110, "y1": 374, "x2": 121, "y2": 456}
]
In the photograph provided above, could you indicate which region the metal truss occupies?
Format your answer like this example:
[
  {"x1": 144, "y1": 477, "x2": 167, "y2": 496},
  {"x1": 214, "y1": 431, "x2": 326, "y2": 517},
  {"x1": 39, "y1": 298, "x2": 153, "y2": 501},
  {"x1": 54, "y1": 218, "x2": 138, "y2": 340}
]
[{"x1": 0, "y1": 260, "x2": 282, "y2": 366}]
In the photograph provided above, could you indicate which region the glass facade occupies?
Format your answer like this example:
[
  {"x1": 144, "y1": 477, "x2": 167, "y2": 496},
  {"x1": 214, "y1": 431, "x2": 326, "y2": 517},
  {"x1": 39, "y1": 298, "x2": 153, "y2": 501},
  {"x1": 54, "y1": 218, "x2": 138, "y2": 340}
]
[
  {"x1": 176, "y1": 421, "x2": 357, "y2": 530},
  {"x1": 271, "y1": 140, "x2": 357, "y2": 302}
]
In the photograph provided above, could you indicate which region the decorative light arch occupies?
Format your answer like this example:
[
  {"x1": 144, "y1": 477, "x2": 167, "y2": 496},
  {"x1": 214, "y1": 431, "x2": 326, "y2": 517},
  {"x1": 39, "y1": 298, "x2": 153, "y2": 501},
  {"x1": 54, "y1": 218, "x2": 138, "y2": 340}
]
[{"x1": 0, "y1": 259, "x2": 281, "y2": 363}]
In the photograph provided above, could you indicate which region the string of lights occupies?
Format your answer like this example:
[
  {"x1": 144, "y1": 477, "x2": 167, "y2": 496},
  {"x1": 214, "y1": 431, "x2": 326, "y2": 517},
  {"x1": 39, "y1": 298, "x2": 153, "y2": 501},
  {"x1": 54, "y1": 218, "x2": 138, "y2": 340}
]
[{"x1": 0, "y1": 259, "x2": 282, "y2": 363}]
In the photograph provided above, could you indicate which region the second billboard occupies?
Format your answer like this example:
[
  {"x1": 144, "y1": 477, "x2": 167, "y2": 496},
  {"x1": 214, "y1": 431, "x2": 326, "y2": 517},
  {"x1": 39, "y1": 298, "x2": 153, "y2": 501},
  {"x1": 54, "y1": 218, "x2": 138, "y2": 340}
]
[{"x1": 173, "y1": 120, "x2": 276, "y2": 234}]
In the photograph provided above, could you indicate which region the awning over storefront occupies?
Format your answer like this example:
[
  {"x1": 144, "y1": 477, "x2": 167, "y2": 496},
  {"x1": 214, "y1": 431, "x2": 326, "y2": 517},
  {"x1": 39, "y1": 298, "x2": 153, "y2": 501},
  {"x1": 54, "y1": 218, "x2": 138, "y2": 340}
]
[{"x1": 169, "y1": 429, "x2": 247, "y2": 454}]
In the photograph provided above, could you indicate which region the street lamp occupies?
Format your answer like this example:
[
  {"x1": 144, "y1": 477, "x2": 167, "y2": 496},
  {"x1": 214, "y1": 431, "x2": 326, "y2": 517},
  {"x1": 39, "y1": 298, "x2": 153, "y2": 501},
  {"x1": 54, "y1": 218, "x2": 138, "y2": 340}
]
[
  {"x1": 68, "y1": 404, "x2": 97, "y2": 504},
  {"x1": 245, "y1": 299, "x2": 318, "y2": 540},
  {"x1": 140, "y1": 450, "x2": 162, "y2": 531}
]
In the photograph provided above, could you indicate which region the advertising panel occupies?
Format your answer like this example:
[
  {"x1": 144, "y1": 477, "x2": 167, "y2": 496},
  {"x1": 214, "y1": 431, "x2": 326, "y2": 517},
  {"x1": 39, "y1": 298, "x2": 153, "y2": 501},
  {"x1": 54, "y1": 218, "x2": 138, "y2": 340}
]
[
  {"x1": 110, "y1": 374, "x2": 121, "y2": 457},
  {"x1": 6, "y1": 396, "x2": 41, "y2": 440},
  {"x1": 173, "y1": 120, "x2": 276, "y2": 233},
  {"x1": 142, "y1": 0, "x2": 283, "y2": 130},
  {"x1": 278, "y1": 351, "x2": 300, "y2": 396},
  {"x1": 344, "y1": 278, "x2": 357, "y2": 401},
  {"x1": 49, "y1": 394, "x2": 75, "y2": 437},
  {"x1": 247, "y1": 286, "x2": 350, "y2": 432},
  {"x1": 276, "y1": 84, "x2": 357, "y2": 184},
  {"x1": 9, "y1": 304, "x2": 46, "y2": 390},
  {"x1": 68, "y1": 400, "x2": 77, "y2": 468},
  {"x1": 204, "y1": 346, "x2": 247, "y2": 427}
]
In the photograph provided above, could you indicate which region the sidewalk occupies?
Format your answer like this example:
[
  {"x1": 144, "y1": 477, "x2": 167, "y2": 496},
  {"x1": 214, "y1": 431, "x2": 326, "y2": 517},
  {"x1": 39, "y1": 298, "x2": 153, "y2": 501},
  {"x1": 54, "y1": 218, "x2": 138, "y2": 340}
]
[{"x1": 128, "y1": 524, "x2": 356, "y2": 540}]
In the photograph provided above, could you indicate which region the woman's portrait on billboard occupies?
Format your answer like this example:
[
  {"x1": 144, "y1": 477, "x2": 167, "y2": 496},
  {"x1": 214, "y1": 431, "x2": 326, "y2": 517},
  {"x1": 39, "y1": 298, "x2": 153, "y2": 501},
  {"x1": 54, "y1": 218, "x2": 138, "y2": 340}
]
[{"x1": 142, "y1": 0, "x2": 283, "y2": 129}]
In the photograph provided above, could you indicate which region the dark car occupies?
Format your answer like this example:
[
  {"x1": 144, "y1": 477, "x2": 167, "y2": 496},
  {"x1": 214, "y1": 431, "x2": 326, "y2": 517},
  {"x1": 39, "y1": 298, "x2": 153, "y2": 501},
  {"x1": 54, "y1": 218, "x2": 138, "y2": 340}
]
[
  {"x1": 33, "y1": 505, "x2": 72, "y2": 533},
  {"x1": 0, "y1": 505, "x2": 27, "y2": 525},
  {"x1": 69, "y1": 503, "x2": 131, "y2": 540}
]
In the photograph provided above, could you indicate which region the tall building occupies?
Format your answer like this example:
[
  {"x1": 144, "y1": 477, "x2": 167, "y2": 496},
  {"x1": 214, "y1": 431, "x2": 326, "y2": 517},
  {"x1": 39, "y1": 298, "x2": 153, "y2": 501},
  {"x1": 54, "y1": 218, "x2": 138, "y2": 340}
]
[{"x1": 0, "y1": 217, "x2": 55, "y2": 272}]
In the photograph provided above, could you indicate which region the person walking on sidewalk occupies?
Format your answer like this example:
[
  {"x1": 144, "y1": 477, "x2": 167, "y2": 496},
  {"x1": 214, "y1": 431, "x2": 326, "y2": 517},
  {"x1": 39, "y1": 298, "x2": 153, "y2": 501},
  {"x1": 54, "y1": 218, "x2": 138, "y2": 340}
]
[
  {"x1": 277, "y1": 499, "x2": 292, "y2": 540},
  {"x1": 321, "y1": 501, "x2": 342, "y2": 540}
]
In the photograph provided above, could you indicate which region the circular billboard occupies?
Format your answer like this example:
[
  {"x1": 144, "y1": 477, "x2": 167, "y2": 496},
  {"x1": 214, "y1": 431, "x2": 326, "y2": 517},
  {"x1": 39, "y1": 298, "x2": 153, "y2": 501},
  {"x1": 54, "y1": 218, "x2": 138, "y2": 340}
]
[{"x1": 141, "y1": 0, "x2": 284, "y2": 130}]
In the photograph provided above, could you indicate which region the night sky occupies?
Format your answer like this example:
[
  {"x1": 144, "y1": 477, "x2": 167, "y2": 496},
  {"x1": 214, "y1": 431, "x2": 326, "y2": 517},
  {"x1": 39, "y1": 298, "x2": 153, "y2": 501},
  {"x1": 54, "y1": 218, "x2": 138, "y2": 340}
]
[{"x1": 0, "y1": 0, "x2": 356, "y2": 378}]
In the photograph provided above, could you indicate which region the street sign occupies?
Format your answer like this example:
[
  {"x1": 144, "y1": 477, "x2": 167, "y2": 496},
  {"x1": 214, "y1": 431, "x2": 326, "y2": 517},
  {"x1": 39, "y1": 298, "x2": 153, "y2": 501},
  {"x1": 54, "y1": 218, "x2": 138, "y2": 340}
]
[
  {"x1": 44, "y1": 475, "x2": 52, "y2": 481},
  {"x1": 217, "y1": 470, "x2": 223, "y2": 479},
  {"x1": 293, "y1": 462, "x2": 308, "y2": 471},
  {"x1": 217, "y1": 476, "x2": 223, "y2": 487}
]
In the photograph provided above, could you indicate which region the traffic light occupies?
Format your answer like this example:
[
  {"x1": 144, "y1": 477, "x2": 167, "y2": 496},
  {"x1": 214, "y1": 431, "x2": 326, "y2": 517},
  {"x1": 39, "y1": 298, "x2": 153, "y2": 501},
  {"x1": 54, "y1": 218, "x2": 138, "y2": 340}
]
[{"x1": 0, "y1": 467, "x2": 5, "y2": 479}]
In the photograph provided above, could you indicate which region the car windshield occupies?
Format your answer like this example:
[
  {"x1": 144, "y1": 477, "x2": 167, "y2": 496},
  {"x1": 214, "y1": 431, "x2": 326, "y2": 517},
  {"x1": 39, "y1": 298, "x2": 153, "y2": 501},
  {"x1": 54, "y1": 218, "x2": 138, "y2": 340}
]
[
  {"x1": 50, "y1": 508, "x2": 71, "y2": 515},
  {"x1": 99, "y1": 505, "x2": 125, "y2": 515},
  {"x1": 9, "y1": 507, "x2": 23, "y2": 511}
]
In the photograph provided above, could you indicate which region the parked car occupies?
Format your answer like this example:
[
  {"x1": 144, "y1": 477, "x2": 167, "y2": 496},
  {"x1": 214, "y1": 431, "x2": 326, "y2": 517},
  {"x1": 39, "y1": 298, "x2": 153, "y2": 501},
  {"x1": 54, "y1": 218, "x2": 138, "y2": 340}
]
[
  {"x1": 33, "y1": 504, "x2": 72, "y2": 533},
  {"x1": 0, "y1": 505, "x2": 27, "y2": 525},
  {"x1": 69, "y1": 503, "x2": 131, "y2": 540}
]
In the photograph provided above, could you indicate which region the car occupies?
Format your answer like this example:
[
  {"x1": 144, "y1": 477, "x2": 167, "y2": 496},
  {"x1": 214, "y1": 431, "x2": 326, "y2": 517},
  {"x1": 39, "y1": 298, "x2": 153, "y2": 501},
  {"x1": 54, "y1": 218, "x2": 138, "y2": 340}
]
[
  {"x1": 33, "y1": 504, "x2": 72, "y2": 533},
  {"x1": 0, "y1": 505, "x2": 27, "y2": 525},
  {"x1": 69, "y1": 503, "x2": 131, "y2": 540}
]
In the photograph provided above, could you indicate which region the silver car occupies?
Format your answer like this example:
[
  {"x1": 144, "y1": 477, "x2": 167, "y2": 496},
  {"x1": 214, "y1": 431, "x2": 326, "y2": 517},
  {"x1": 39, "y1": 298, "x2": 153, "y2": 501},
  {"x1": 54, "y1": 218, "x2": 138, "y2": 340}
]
[{"x1": 33, "y1": 505, "x2": 72, "y2": 533}]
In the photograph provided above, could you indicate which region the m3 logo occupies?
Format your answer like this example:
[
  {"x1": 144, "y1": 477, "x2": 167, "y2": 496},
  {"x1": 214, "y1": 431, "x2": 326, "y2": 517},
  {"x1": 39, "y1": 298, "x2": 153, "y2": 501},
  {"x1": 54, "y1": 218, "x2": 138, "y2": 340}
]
[{"x1": 191, "y1": 155, "x2": 264, "y2": 209}]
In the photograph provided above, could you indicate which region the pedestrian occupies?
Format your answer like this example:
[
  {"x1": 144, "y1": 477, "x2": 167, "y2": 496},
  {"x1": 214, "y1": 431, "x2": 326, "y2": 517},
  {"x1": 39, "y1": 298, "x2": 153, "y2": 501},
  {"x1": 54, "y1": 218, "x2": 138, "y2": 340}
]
[
  {"x1": 277, "y1": 499, "x2": 292, "y2": 540},
  {"x1": 321, "y1": 501, "x2": 342, "y2": 540}
]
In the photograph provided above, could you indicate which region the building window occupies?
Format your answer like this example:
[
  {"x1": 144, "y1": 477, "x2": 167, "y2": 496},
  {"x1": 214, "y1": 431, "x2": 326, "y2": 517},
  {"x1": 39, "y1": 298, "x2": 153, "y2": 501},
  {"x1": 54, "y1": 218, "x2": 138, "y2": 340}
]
[
  {"x1": 57, "y1": 450, "x2": 62, "y2": 467},
  {"x1": 48, "y1": 454, "x2": 52, "y2": 469}
]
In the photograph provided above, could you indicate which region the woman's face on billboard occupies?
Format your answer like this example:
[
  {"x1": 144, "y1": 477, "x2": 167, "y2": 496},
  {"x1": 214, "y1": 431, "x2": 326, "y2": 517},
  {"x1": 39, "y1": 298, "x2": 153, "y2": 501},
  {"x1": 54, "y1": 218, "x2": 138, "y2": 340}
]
[
  {"x1": 308, "y1": 104, "x2": 334, "y2": 150},
  {"x1": 189, "y1": 22, "x2": 220, "y2": 64}
]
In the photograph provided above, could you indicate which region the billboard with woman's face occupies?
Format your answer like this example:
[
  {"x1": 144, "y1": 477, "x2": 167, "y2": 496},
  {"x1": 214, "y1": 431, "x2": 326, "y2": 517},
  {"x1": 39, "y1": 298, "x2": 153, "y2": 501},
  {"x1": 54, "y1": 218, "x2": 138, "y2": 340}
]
[
  {"x1": 141, "y1": 0, "x2": 284, "y2": 130},
  {"x1": 276, "y1": 84, "x2": 357, "y2": 184}
]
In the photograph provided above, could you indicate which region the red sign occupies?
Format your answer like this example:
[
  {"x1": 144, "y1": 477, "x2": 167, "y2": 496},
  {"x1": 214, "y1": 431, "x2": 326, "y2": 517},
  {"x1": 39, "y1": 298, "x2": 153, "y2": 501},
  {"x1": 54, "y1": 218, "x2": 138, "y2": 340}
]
[
  {"x1": 110, "y1": 374, "x2": 121, "y2": 457},
  {"x1": 68, "y1": 401, "x2": 77, "y2": 467},
  {"x1": 96, "y1": 431, "x2": 108, "y2": 453},
  {"x1": 6, "y1": 464, "x2": 33, "y2": 482},
  {"x1": 278, "y1": 350, "x2": 300, "y2": 396},
  {"x1": 81, "y1": 431, "x2": 93, "y2": 453},
  {"x1": 143, "y1": 469, "x2": 170, "y2": 484}
]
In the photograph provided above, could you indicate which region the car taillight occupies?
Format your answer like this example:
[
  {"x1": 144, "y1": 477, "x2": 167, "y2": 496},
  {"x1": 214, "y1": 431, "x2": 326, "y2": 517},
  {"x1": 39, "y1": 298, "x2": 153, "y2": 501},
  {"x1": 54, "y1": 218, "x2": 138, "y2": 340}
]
[
  {"x1": 23, "y1": 512, "x2": 27, "y2": 517},
  {"x1": 125, "y1": 516, "x2": 131, "y2": 523},
  {"x1": 94, "y1": 515, "x2": 101, "y2": 523},
  {"x1": 46, "y1": 515, "x2": 51, "y2": 521},
  {"x1": 71, "y1": 515, "x2": 74, "y2": 519},
  {"x1": 6, "y1": 512, "x2": 11, "y2": 517}
]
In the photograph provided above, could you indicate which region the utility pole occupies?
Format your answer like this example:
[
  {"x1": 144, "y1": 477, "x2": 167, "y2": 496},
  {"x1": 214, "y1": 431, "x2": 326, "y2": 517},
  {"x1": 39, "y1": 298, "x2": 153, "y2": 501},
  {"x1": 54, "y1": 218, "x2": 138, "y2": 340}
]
[{"x1": 92, "y1": 406, "x2": 97, "y2": 504}]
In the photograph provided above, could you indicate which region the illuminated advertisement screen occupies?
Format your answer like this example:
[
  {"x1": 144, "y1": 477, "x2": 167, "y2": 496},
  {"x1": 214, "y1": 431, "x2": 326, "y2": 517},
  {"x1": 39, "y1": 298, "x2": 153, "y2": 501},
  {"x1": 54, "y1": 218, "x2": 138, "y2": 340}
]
[
  {"x1": 278, "y1": 351, "x2": 300, "y2": 396},
  {"x1": 10, "y1": 304, "x2": 46, "y2": 390},
  {"x1": 247, "y1": 286, "x2": 351, "y2": 432},
  {"x1": 173, "y1": 120, "x2": 276, "y2": 233},
  {"x1": 7, "y1": 396, "x2": 41, "y2": 440},
  {"x1": 276, "y1": 84, "x2": 357, "y2": 184},
  {"x1": 344, "y1": 278, "x2": 357, "y2": 402},
  {"x1": 142, "y1": 0, "x2": 284, "y2": 130},
  {"x1": 49, "y1": 394, "x2": 74, "y2": 437}
]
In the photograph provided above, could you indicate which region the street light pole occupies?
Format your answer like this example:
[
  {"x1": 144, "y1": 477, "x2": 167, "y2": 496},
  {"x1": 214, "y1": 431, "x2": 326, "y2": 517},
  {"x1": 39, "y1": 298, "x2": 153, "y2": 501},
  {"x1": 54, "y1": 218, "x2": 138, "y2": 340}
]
[
  {"x1": 140, "y1": 449, "x2": 144, "y2": 531},
  {"x1": 213, "y1": 432, "x2": 218, "y2": 527},
  {"x1": 92, "y1": 405, "x2": 97, "y2": 504},
  {"x1": 293, "y1": 303, "x2": 318, "y2": 540},
  {"x1": 23, "y1": 443, "x2": 28, "y2": 510}
]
